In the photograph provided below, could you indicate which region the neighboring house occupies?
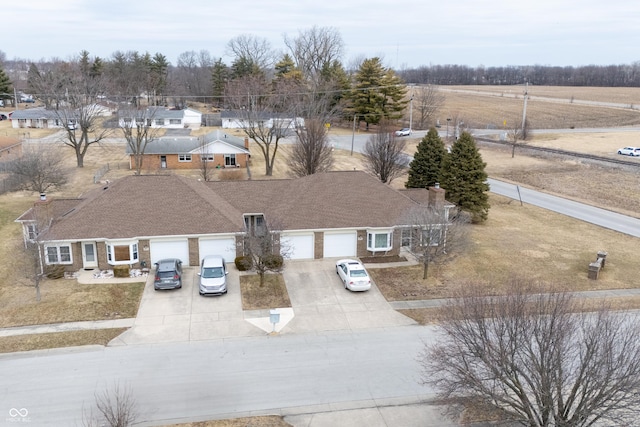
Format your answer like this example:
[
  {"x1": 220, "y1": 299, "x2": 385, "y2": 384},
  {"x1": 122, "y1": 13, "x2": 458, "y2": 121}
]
[
  {"x1": 125, "y1": 131, "x2": 250, "y2": 170},
  {"x1": 118, "y1": 106, "x2": 202, "y2": 129},
  {"x1": 15, "y1": 171, "x2": 452, "y2": 272},
  {"x1": 10, "y1": 104, "x2": 112, "y2": 129},
  {"x1": 9, "y1": 108, "x2": 64, "y2": 129},
  {"x1": 221, "y1": 110, "x2": 304, "y2": 130}
]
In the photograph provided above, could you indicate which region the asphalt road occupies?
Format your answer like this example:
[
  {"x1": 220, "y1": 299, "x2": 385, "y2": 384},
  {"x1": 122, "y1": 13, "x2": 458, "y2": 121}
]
[
  {"x1": 488, "y1": 178, "x2": 640, "y2": 238},
  {"x1": 0, "y1": 326, "x2": 436, "y2": 426}
]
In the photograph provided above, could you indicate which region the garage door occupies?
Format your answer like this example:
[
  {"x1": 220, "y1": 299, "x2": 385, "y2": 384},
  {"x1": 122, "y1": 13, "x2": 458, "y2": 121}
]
[
  {"x1": 323, "y1": 232, "x2": 357, "y2": 258},
  {"x1": 199, "y1": 237, "x2": 236, "y2": 263},
  {"x1": 281, "y1": 233, "x2": 314, "y2": 260},
  {"x1": 150, "y1": 239, "x2": 190, "y2": 265}
]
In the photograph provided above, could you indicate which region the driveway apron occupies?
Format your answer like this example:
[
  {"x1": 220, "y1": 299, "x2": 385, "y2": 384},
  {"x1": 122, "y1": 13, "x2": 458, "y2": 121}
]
[{"x1": 111, "y1": 260, "x2": 415, "y2": 346}]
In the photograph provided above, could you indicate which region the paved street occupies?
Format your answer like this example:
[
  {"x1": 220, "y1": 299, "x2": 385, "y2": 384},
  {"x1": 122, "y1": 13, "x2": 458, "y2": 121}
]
[
  {"x1": 488, "y1": 178, "x2": 640, "y2": 238},
  {"x1": 0, "y1": 326, "x2": 441, "y2": 427}
]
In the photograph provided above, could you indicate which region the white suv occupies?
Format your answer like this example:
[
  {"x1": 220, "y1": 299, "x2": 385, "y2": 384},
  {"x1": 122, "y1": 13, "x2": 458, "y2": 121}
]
[{"x1": 198, "y1": 255, "x2": 228, "y2": 296}]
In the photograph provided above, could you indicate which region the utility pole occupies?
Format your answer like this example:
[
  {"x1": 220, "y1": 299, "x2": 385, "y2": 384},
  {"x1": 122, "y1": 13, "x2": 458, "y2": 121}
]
[
  {"x1": 521, "y1": 81, "x2": 528, "y2": 134},
  {"x1": 408, "y1": 85, "x2": 414, "y2": 131}
]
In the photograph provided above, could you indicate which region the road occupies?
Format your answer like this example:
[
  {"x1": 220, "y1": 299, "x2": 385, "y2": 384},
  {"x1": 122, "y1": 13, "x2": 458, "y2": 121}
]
[
  {"x1": 0, "y1": 326, "x2": 436, "y2": 426},
  {"x1": 488, "y1": 179, "x2": 640, "y2": 238}
]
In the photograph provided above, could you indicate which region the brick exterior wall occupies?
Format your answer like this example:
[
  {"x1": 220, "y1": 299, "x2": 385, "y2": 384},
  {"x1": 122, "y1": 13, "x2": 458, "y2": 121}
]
[
  {"x1": 314, "y1": 232, "x2": 324, "y2": 259},
  {"x1": 188, "y1": 238, "x2": 199, "y2": 266},
  {"x1": 132, "y1": 153, "x2": 249, "y2": 171}
]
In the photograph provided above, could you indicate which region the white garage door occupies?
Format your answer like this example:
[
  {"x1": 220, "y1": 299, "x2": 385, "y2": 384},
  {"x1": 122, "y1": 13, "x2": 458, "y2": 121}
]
[
  {"x1": 281, "y1": 233, "x2": 314, "y2": 260},
  {"x1": 150, "y1": 239, "x2": 190, "y2": 265},
  {"x1": 323, "y1": 232, "x2": 357, "y2": 258},
  {"x1": 199, "y1": 238, "x2": 236, "y2": 263}
]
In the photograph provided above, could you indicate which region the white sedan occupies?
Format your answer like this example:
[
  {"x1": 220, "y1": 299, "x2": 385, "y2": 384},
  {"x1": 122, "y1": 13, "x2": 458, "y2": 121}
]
[
  {"x1": 395, "y1": 128, "x2": 412, "y2": 137},
  {"x1": 336, "y1": 259, "x2": 371, "y2": 292},
  {"x1": 617, "y1": 146, "x2": 640, "y2": 156}
]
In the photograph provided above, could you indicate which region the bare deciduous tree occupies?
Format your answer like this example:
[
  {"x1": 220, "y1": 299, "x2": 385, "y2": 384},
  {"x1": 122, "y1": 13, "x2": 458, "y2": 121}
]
[
  {"x1": 362, "y1": 122, "x2": 409, "y2": 183},
  {"x1": 414, "y1": 84, "x2": 444, "y2": 129},
  {"x1": 197, "y1": 136, "x2": 214, "y2": 182},
  {"x1": 507, "y1": 117, "x2": 531, "y2": 158},
  {"x1": 9, "y1": 144, "x2": 69, "y2": 193},
  {"x1": 421, "y1": 281, "x2": 640, "y2": 427},
  {"x1": 82, "y1": 382, "x2": 138, "y2": 427},
  {"x1": 119, "y1": 107, "x2": 162, "y2": 175},
  {"x1": 225, "y1": 75, "x2": 301, "y2": 176},
  {"x1": 239, "y1": 217, "x2": 291, "y2": 287},
  {"x1": 226, "y1": 34, "x2": 276, "y2": 72},
  {"x1": 287, "y1": 118, "x2": 334, "y2": 177},
  {"x1": 284, "y1": 26, "x2": 344, "y2": 81},
  {"x1": 402, "y1": 205, "x2": 470, "y2": 279}
]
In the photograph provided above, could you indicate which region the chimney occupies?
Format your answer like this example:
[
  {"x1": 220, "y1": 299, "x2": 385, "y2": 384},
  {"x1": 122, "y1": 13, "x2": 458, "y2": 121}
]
[
  {"x1": 428, "y1": 184, "x2": 445, "y2": 210},
  {"x1": 244, "y1": 137, "x2": 249, "y2": 150}
]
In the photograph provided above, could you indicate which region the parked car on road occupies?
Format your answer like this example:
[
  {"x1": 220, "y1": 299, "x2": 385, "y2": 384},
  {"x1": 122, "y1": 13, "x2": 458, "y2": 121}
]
[
  {"x1": 617, "y1": 146, "x2": 640, "y2": 156},
  {"x1": 198, "y1": 255, "x2": 228, "y2": 296},
  {"x1": 336, "y1": 259, "x2": 371, "y2": 292},
  {"x1": 395, "y1": 128, "x2": 412, "y2": 137},
  {"x1": 153, "y1": 258, "x2": 183, "y2": 290},
  {"x1": 0, "y1": 113, "x2": 7, "y2": 120}
]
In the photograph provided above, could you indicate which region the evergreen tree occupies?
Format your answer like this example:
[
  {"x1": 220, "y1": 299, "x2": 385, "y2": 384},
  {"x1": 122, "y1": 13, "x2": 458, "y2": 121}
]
[
  {"x1": 211, "y1": 58, "x2": 228, "y2": 106},
  {"x1": 440, "y1": 131, "x2": 490, "y2": 223},
  {"x1": 349, "y1": 57, "x2": 407, "y2": 129},
  {"x1": 274, "y1": 54, "x2": 302, "y2": 80},
  {"x1": 405, "y1": 127, "x2": 447, "y2": 189},
  {"x1": 0, "y1": 66, "x2": 12, "y2": 106}
]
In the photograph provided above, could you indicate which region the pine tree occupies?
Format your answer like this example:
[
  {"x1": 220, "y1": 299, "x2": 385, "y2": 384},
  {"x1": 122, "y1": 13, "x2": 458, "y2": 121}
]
[
  {"x1": 440, "y1": 131, "x2": 490, "y2": 223},
  {"x1": 350, "y1": 57, "x2": 407, "y2": 129},
  {"x1": 211, "y1": 58, "x2": 228, "y2": 106},
  {"x1": 405, "y1": 127, "x2": 447, "y2": 189},
  {"x1": 0, "y1": 66, "x2": 12, "y2": 106}
]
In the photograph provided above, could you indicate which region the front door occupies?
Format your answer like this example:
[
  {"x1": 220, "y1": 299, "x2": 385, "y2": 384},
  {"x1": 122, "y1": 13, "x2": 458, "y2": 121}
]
[
  {"x1": 82, "y1": 242, "x2": 98, "y2": 269},
  {"x1": 160, "y1": 156, "x2": 167, "y2": 168}
]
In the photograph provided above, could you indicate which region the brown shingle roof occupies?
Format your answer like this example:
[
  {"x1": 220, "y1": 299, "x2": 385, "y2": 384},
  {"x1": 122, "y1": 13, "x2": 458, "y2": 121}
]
[{"x1": 35, "y1": 171, "x2": 426, "y2": 241}]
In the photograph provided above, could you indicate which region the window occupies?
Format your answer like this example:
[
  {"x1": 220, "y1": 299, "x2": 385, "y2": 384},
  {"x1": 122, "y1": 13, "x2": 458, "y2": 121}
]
[
  {"x1": 224, "y1": 154, "x2": 236, "y2": 166},
  {"x1": 155, "y1": 119, "x2": 164, "y2": 125},
  {"x1": 367, "y1": 231, "x2": 392, "y2": 252},
  {"x1": 106, "y1": 241, "x2": 139, "y2": 265},
  {"x1": 201, "y1": 154, "x2": 214, "y2": 162},
  {"x1": 27, "y1": 224, "x2": 37, "y2": 241},
  {"x1": 178, "y1": 154, "x2": 192, "y2": 162},
  {"x1": 45, "y1": 245, "x2": 72, "y2": 264},
  {"x1": 422, "y1": 226, "x2": 442, "y2": 246},
  {"x1": 169, "y1": 119, "x2": 181, "y2": 125}
]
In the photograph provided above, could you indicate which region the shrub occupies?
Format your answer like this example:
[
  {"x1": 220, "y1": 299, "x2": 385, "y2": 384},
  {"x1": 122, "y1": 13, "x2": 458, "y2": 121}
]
[
  {"x1": 113, "y1": 265, "x2": 130, "y2": 278},
  {"x1": 45, "y1": 264, "x2": 65, "y2": 279},
  {"x1": 235, "y1": 256, "x2": 253, "y2": 271},
  {"x1": 262, "y1": 254, "x2": 284, "y2": 270}
]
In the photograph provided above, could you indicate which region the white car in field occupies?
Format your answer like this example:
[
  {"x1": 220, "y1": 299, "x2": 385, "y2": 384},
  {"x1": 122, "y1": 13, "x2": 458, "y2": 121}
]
[
  {"x1": 617, "y1": 146, "x2": 640, "y2": 156},
  {"x1": 336, "y1": 259, "x2": 371, "y2": 292},
  {"x1": 395, "y1": 128, "x2": 412, "y2": 137}
]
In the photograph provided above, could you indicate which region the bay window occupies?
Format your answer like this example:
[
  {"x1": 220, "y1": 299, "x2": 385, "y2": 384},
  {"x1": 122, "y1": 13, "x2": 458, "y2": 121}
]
[
  {"x1": 106, "y1": 241, "x2": 139, "y2": 265},
  {"x1": 367, "y1": 229, "x2": 393, "y2": 252}
]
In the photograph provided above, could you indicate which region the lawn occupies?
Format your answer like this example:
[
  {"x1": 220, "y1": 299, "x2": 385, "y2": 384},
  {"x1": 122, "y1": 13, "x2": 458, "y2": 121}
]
[{"x1": 239, "y1": 274, "x2": 292, "y2": 310}]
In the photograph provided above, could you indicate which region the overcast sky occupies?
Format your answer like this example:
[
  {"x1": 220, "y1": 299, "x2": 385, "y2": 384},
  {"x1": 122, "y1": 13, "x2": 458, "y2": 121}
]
[{"x1": 4, "y1": 0, "x2": 640, "y2": 69}]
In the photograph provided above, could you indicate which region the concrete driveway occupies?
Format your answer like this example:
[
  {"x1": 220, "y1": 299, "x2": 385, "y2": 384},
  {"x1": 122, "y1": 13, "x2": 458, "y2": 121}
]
[{"x1": 112, "y1": 259, "x2": 415, "y2": 346}]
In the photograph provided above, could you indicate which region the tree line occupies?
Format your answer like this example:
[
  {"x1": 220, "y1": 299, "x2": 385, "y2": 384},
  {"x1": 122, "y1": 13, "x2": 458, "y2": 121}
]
[{"x1": 399, "y1": 62, "x2": 640, "y2": 87}]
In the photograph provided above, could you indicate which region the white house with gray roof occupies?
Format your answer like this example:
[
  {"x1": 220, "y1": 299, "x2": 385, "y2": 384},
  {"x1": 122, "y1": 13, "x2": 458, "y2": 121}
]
[{"x1": 118, "y1": 106, "x2": 202, "y2": 129}]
